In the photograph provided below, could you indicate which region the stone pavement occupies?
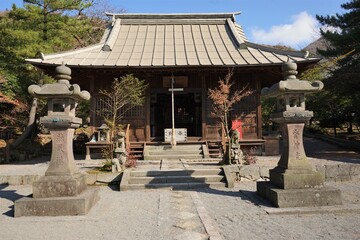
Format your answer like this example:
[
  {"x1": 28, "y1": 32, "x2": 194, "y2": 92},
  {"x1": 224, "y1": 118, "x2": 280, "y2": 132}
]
[{"x1": 0, "y1": 137, "x2": 360, "y2": 239}]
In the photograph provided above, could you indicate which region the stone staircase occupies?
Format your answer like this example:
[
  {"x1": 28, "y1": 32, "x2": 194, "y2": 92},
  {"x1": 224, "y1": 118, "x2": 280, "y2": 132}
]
[
  {"x1": 120, "y1": 143, "x2": 227, "y2": 191},
  {"x1": 143, "y1": 143, "x2": 207, "y2": 160},
  {"x1": 120, "y1": 167, "x2": 227, "y2": 191}
]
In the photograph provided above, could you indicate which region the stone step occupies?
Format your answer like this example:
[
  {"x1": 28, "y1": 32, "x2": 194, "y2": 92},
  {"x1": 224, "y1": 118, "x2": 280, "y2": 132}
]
[
  {"x1": 128, "y1": 175, "x2": 225, "y2": 184},
  {"x1": 147, "y1": 150, "x2": 203, "y2": 155},
  {"x1": 144, "y1": 143, "x2": 207, "y2": 160},
  {"x1": 120, "y1": 167, "x2": 227, "y2": 191},
  {"x1": 144, "y1": 154, "x2": 203, "y2": 160},
  {"x1": 124, "y1": 182, "x2": 227, "y2": 190},
  {"x1": 147, "y1": 145, "x2": 202, "y2": 151},
  {"x1": 131, "y1": 169, "x2": 223, "y2": 177}
]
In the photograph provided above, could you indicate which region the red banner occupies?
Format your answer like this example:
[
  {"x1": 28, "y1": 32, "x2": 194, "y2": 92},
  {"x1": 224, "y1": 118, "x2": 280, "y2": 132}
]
[{"x1": 231, "y1": 119, "x2": 243, "y2": 139}]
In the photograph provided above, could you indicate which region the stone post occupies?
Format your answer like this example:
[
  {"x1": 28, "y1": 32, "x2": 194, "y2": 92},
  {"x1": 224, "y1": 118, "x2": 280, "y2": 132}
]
[
  {"x1": 257, "y1": 62, "x2": 342, "y2": 208},
  {"x1": 15, "y1": 64, "x2": 99, "y2": 216}
]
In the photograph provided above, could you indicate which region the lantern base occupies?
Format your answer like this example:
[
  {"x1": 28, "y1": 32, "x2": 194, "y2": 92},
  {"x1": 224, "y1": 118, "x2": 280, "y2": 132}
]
[
  {"x1": 14, "y1": 187, "x2": 99, "y2": 217},
  {"x1": 257, "y1": 181, "x2": 342, "y2": 208}
]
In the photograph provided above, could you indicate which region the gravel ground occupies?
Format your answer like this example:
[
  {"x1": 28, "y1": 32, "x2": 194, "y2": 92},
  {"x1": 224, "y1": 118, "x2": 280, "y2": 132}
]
[
  {"x1": 1, "y1": 137, "x2": 360, "y2": 240},
  {"x1": 0, "y1": 185, "x2": 209, "y2": 240},
  {"x1": 1, "y1": 180, "x2": 360, "y2": 240},
  {"x1": 198, "y1": 181, "x2": 360, "y2": 240}
]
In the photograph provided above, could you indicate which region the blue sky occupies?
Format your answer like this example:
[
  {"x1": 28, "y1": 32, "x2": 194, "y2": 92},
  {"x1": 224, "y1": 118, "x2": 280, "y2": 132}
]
[{"x1": 1, "y1": 0, "x2": 347, "y2": 49}]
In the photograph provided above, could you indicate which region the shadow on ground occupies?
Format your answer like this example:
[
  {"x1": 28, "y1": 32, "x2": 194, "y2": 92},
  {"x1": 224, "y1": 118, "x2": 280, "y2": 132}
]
[
  {"x1": 304, "y1": 138, "x2": 360, "y2": 164},
  {"x1": 182, "y1": 184, "x2": 274, "y2": 209},
  {"x1": 0, "y1": 184, "x2": 29, "y2": 217}
]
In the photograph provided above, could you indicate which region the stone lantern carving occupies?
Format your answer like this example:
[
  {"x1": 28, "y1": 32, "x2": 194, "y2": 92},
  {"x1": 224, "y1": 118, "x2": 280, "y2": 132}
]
[
  {"x1": 15, "y1": 64, "x2": 99, "y2": 217},
  {"x1": 257, "y1": 61, "x2": 342, "y2": 208}
]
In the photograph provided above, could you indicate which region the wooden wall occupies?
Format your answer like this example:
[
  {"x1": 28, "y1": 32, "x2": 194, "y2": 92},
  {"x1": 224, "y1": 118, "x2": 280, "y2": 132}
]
[{"x1": 71, "y1": 68, "x2": 263, "y2": 142}]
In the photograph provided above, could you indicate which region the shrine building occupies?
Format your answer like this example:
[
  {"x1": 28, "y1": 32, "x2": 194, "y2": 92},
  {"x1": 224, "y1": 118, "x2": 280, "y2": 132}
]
[{"x1": 27, "y1": 12, "x2": 320, "y2": 144}]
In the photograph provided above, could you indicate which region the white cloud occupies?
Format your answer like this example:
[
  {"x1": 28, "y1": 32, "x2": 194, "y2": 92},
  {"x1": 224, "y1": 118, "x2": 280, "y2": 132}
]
[{"x1": 250, "y1": 11, "x2": 320, "y2": 49}]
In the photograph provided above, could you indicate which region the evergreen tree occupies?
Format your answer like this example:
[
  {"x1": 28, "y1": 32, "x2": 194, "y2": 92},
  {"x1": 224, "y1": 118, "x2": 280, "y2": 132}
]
[
  {"x1": 0, "y1": 1, "x2": 100, "y2": 129},
  {"x1": 316, "y1": 0, "x2": 360, "y2": 128}
]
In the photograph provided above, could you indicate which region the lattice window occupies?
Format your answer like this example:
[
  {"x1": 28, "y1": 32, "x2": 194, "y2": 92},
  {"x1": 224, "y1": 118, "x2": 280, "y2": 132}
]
[
  {"x1": 206, "y1": 86, "x2": 258, "y2": 119},
  {"x1": 206, "y1": 76, "x2": 258, "y2": 138},
  {"x1": 94, "y1": 96, "x2": 144, "y2": 119},
  {"x1": 124, "y1": 104, "x2": 144, "y2": 117},
  {"x1": 233, "y1": 94, "x2": 257, "y2": 117}
]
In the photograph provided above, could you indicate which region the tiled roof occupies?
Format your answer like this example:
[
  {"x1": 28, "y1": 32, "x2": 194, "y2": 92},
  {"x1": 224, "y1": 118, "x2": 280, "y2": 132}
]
[{"x1": 26, "y1": 12, "x2": 319, "y2": 68}]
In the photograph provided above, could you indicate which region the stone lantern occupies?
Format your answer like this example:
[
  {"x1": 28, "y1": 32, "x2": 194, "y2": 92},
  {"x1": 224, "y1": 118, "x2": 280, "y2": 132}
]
[
  {"x1": 97, "y1": 123, "x2": 110, "y2": 142},
  {"x1": 15, "y1": 64, "x2": 99, "y2": 217},
  {"x1": 257, "y1": 61, "x2": 342, "y2": 208}
]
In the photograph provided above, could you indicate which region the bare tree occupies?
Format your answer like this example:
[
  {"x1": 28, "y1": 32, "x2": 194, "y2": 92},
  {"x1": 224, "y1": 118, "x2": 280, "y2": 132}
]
[
  {"x1": 208, "y1": 69, "x2": 254, "y2": 165},
  {"x1": 97, "y1": 74, "x2": 147, "y2": 161},
  {"x1": 99, "y1": 74, "x2": 147, "y2": 132}
]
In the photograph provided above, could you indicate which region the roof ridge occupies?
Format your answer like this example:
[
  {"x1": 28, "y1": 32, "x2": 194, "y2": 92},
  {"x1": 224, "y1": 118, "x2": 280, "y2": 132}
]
[
  {"x1": 244, "y1": 42, "x2": 315, "y2": 58},
  {"x1": 106, "y1": 12, "x2": 241, "y2": 21},
  {"x1": 25, "y1": 25, "x2": 112, "y2": 61},
  {"x1": 102, "y1": 19, "x2": 122, "y2": 51},
  {"x1": 225, "y1": 18, "x2": 246, "y2": 49},
  {"x1": 26, "y1": 43, "x2": 104, "y2": 61}
]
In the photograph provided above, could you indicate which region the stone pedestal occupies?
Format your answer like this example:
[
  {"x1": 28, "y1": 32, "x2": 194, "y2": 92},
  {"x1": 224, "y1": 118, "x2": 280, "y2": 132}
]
[
  {"x1": 257, "y1": 122, "x2": 342, "y2": 208},
  {"x1": 33, "y1": 173, "x2": 87, "y2": 198},
  {"x1": 257, "y1": 182, "x2": 342, "y2": 208},
  {"x1": 14, "y1": 188, "x2": 99, "y2": 217},
  {"x1": 14, "y1": 64, "x2": 98, "y2": 217},
  {"x1": 15, "y1": 152, "x2": 99, "y2": 217}
]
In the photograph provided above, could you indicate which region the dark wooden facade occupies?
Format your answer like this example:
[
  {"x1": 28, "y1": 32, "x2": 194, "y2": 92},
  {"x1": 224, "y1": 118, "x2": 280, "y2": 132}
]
[{"x1": 56, "y1": 64, "x2": 307, "y2": 143}]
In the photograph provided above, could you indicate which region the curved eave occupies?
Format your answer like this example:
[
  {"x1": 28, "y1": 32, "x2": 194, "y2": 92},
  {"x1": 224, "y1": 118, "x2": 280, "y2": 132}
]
[{"x1": 26, "y1": 58, "x2": 320, "y2": 70}]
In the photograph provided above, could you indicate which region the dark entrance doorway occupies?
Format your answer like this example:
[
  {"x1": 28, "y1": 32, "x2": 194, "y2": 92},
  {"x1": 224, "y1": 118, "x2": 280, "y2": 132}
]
[{"x1": 150, "y1": 92, "x2": 202, "y2": 139}]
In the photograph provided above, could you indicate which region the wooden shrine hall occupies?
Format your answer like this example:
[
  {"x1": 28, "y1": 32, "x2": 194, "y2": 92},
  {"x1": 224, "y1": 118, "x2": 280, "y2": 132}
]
[{"x1": 27, "y1": 12, "x2": 319, "y2": 146}]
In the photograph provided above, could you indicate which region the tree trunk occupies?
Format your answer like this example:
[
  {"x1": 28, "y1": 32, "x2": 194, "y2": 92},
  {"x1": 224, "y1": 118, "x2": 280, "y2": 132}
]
[{"x1": 11, "y1": 98, "x2": 37, "y2": 148}]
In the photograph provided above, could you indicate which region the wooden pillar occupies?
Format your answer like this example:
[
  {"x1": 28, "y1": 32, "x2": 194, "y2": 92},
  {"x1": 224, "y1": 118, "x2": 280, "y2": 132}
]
[
  {"x1": 255, "y1": 74, "x2": 262, "y2": 139},
  {"x1": 89, "y1": 74, "x2": 96, "y2": 133},
  {"x1": 145, "y1": 83, "x2": 151, "y2": 142},
  {"x1": 201, "y1": 74, "x2": 207, "y2": 140}
]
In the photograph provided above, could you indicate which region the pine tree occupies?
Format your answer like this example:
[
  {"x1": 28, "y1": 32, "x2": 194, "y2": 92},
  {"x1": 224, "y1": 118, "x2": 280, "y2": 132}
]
[
  {"x1": 0, "y1": 1, "x2": 98, "y2": 129},
  {"x1": 316, "y1": 0, "x2": 360, "y2": 129}
]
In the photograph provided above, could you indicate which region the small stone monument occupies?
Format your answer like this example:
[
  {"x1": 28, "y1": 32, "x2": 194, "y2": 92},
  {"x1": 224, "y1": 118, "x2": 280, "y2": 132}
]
[
  {"x1": 112, "y1": 131, "x2": 127, "y2": 172},
  {"x1": 257, "y1": 61, "x2": 342, "y2": 207},
  {"x1": 14, "y1": 64, "x2": 99, "y2": 217},
  {"x1": 229, "y1": 129, "x2": 242, "y2": 164}
]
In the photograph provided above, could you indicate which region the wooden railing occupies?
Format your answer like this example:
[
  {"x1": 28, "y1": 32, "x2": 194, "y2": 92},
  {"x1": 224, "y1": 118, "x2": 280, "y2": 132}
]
[
  {"x1": 221, "y1": 123, "x2": 227, "y2": 153},
  {"x1": 125, "y1": 124, "x2": 130, "y2": 150}
]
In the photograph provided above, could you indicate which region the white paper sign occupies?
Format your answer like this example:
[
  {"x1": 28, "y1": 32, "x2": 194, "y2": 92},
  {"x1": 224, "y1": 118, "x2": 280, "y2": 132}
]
[{"x1": 164, "y1": 128, "x2": 187, "y2": 142}]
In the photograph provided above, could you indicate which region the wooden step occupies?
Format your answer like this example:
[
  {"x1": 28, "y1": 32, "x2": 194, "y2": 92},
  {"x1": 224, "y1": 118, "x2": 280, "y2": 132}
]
[
  {"x1": 128, "y1": 142, "x2": 145, "y2": 161},
  {"x1": 206, "y1": 141, "x2": 223, "y2": 158}
]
